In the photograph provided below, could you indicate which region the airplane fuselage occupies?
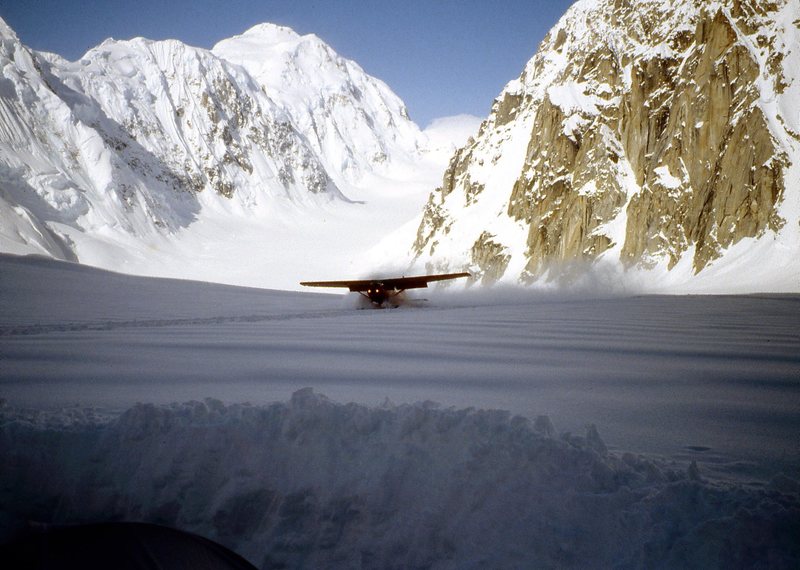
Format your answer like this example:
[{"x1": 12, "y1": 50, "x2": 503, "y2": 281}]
[{"x1": 365, "y1": 282, "x2": 390, "y2": 305}]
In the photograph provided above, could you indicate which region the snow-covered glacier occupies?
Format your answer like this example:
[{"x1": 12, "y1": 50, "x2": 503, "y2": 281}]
[{"x1": 1, "y1": 254, "x2": 799, "y2": 568}]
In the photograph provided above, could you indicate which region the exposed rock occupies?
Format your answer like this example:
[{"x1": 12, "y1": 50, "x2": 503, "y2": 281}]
[
  {"x1": 470, "y1": 232, "x2": 511, "y2": 285},
  {"x1": 412, "y1": 0, "x2": 799, "y2": 288}
]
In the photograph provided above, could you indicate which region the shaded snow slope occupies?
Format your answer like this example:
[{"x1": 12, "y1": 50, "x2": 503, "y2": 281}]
[{"x1": 2, "y1": 391, "x2": 799, "y2": 569}]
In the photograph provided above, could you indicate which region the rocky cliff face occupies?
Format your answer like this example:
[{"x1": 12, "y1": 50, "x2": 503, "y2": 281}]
[{"x1": 412, "y1": 0, "x2": 800, "y2": 290}]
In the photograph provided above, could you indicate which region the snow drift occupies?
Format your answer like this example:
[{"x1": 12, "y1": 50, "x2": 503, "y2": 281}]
[{"x1": 2, "y1": 390, "x2": 798, "y2": 569}]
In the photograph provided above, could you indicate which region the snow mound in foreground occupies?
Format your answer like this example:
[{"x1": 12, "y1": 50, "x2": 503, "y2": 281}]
[{"x1": 2, "y1": 390, "x2": 798, "y2": 569}]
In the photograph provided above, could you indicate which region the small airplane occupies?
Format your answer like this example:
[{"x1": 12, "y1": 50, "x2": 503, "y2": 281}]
[{"x1": 300, "y1": 272, "x2": 470, "y2": 306}]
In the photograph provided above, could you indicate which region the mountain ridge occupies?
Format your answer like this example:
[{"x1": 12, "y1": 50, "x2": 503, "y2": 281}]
[{"x1": 0, "y1": 17, "x2": 424, "y2": 273}]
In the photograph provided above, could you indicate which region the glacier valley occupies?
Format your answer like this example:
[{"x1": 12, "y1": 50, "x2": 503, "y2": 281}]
[{"x1": 0, "y1": 17, "x2": 475, "y2": 291}]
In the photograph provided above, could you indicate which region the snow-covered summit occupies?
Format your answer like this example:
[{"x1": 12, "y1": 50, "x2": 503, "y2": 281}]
[
  {"x1": 224, "y1": 23, "x2": 301, "y2": 47},
  {"x1": 0, "y1": 17, "x2": 18, "y2": 41},
  {"x1": 213, "y1": 23, "x2": 425, "y2": 185},
  {"x1": 0, "y1": 15, "x2": 346, "y2": 262}
]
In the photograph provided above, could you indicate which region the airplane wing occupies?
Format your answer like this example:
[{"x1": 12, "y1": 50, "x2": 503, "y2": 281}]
[
  {"x1": 299, "y1": 278, "x2": 376, "y2": 292},
  {"x1": 300, "y1": 272, "x2": 470, "y2": 292}
]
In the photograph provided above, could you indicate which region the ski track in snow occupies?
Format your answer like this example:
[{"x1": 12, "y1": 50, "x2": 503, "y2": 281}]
[{"x1": 0, "y1": 309, "x2": 357, "y2": 337}]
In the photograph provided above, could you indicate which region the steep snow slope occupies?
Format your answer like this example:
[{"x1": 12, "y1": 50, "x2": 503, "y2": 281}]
[
  {"x1": 0, "y1": 18, "x2": 192, "y2": 261},
  {"x1": 1, "y1": 255, "x2": 799, "y2": 568},
  {"x1": 51, "y1": 36, "x2": 341, "y2": 205},
  {"x1": 409, "y1": 0, "x2": 800, "y2": 292},
  {"x1": 213, "y1": 24, "x2": 425, "y2": 186}
]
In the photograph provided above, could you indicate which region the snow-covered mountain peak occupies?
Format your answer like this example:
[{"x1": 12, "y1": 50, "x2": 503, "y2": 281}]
[
  {"x1": 213, "y1": 22, "x2": 424, "y2": 185},
  {"x1": 0, "y1": 16, "x2": 433, "y2": 283},
  {"x1": 230, "y1": 22, "x2": 302, "y2": 47},
  {"x1": 212, "y1": 25, "x2": 331, "y2": 92},
  {"x1": 0, "y1": 19, "x2": 352, "y2": 265}
]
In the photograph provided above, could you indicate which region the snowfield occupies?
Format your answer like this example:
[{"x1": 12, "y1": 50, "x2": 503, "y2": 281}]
[{"x1": 1, "y1": 254, "x2": 799, "y2": 568}]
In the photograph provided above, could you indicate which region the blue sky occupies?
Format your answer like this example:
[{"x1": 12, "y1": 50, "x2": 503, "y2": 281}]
[{"x1": 0, "y1": 0, "x2": 575, "y2": 126}]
